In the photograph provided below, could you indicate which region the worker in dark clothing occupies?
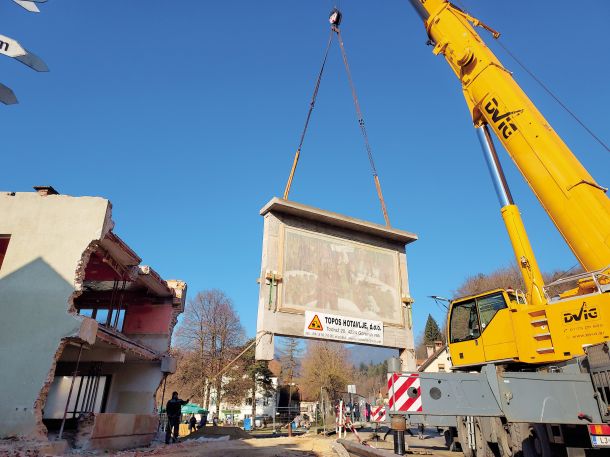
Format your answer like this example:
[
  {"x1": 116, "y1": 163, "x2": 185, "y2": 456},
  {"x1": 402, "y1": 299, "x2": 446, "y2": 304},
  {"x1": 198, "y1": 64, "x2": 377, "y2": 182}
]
[
  {"x1": 188, "y1": 414, "x2": 197, "y2": 433},
  {"x1": 198, "y1": 412, "x2": 208, "y2": 429},
  {"x1": 165, "y1": 392, "x2": 189, "y2": 444}
]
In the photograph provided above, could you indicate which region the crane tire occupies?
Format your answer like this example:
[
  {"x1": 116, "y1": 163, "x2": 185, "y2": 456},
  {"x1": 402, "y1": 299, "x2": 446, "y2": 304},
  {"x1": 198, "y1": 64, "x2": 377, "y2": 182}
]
[
  {"x1": 520, "y1": 424, "x2": 552, "y2": 457},
  {"x1": 456, "y1": 416, "x2": 474, "y2": 457},
  {"x1": 474, "y1": 417, "x2": 499, "y2": 457}
]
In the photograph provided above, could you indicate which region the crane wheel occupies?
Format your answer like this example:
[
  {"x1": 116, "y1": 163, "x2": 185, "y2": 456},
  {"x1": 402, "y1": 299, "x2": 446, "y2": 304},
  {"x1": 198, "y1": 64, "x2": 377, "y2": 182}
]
[
  {"x1": 521, "y1": 424, "x2": 552, "y2": 457},
  {"x1": 456, "y1": 416, "x2": 474, "y2": 457},
  {"x1": 473, "y1": 417, "x2": 497, "y2": 457}
]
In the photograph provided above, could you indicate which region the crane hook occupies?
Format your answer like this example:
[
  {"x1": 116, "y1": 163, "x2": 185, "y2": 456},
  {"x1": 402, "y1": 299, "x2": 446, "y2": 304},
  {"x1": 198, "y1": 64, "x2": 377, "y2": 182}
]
[{"x1": 329, "y1": 8, "x2": 342, "y2": 26}]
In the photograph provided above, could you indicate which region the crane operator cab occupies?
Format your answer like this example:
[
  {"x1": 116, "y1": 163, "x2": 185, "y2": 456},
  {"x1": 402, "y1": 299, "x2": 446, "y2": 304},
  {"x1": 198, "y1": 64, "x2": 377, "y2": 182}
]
[{"x1": 447, "y1": 289, "x2": 520, "y2": 369}]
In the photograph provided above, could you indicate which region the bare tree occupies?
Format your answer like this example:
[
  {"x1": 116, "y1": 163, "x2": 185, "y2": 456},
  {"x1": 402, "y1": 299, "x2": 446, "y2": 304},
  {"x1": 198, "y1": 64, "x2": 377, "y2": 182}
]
[
  {"x1": 175, "y1": 289, "x2": 244, "y2": 415},
  {"x1": 454, "y1": 264, "x2": 582, "y2": 298},
  {"x1": 298, "y1": 340, "x2": 352, "y2": 400},
  {"x1": 454, "y1": 264, "x2": 524, "y2": 298}
]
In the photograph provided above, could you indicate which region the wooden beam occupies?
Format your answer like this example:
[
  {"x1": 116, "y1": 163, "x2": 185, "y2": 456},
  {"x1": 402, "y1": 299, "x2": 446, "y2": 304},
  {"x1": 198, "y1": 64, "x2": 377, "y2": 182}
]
[
  {"x1": 336, "y1": 440, "x2": 397, "y2": 457},
  {"x1": 75, "y1": 291, "x2": 175, "y2": 307}
]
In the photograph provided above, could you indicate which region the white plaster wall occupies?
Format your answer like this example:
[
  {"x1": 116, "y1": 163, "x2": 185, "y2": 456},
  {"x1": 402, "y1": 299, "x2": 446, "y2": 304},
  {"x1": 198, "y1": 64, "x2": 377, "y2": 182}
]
[
  {"x1": 123, "y1": 334, "x2": 170, "y2": 354},
  {"x1": 0, "y1": 192, "x2": 111, "y2": 438},
  {"x1": 104, "y1": 362, "x2": 162, "y2": 415}
]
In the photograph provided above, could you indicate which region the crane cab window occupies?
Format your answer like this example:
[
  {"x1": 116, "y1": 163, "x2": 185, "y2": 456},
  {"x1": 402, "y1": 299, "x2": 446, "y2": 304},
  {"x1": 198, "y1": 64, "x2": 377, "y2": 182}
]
[
  {"x1": 450, "y1": 299, "x2": 480, "y2": 343},
  {"x1": 477, "y1": 292, "x2": 507, "y2": 330},
  {"x1": 450, "y1": 292, "x2": 509, "y2": 343}
]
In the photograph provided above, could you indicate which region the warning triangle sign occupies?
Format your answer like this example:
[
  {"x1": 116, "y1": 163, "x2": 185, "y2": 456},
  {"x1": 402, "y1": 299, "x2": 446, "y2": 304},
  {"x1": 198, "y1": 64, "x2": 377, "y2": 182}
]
[{"x1": 308, "y1": 314, "x2": 323, "y2": 331}]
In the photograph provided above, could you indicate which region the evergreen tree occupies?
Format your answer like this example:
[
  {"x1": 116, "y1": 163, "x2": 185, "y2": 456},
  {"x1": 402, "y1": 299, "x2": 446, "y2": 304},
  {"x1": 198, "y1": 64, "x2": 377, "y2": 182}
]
[
  {"x1": 423, "y1": 314, "x2": 443, "y2": 344},
  {"x1": 239, "y1": 338, "x2": 275, "y2": 420}
]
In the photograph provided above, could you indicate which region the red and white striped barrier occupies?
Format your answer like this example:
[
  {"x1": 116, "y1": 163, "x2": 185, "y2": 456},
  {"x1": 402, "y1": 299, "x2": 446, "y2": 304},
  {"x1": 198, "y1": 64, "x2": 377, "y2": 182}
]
[
  {"x1": 370, "y1": 405, "x2": 386, "y2": 422},
  {"x1": 388, "y1": 373, "x2": 422, "y2": 412}
]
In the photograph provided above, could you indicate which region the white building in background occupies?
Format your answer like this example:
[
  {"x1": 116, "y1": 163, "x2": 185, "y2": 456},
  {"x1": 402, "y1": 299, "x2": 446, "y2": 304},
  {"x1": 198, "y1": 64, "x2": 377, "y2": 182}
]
[
  {"x1": 214, "y1": 377, "x2": 278, "y2": 424},
  {"x1": 418, "y1": 340, "x2": 452, "y2": 373},
  {"x1": 208, "y1": 360, "x2": 281, "y2": 424}
]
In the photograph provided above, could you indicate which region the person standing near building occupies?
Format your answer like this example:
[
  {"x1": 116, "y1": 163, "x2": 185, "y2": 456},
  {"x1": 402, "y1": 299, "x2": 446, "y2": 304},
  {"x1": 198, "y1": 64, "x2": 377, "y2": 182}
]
[
  {"x1": 198, "y1": 411, "x2": 208, "y2": 429},
  {"x1": 188, "y1": 414, "x2": 197, "y2": 433},
  {"x1": 165, "y1": 392, "x2": 189, "y2": 445}
]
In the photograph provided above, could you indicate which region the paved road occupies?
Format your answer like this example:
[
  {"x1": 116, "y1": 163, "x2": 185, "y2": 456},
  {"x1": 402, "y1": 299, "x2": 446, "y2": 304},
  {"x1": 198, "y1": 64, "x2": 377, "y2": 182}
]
[{"x1": 336, "y1": 426, "x2": 461, "y2": 456}]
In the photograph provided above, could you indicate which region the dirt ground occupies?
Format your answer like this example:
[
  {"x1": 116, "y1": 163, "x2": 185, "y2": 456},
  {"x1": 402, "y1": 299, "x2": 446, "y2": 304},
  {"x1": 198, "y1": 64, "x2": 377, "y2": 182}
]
[
  {"x1": 0, "y1": 428, "x2": 460, "y2": 457},
  {"x1": 66, "y1": 428, "x2": 460, "y2": 457},
  {"x1": 81, "y1": 435, "x2": 337, "y2": 457}
]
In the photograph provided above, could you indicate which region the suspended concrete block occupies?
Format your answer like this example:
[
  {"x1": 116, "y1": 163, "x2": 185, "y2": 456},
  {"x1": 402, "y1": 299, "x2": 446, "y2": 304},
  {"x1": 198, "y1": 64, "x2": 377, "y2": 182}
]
[{"x1": 255, "y1": 197, "x2": 418, "y2": 367}]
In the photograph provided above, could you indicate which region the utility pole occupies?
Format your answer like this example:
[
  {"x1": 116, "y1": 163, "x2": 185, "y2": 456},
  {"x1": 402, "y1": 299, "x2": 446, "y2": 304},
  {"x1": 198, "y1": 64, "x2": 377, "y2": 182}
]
[{"x1": 287, "y1": 382, "x2": 295, "y2": 437}]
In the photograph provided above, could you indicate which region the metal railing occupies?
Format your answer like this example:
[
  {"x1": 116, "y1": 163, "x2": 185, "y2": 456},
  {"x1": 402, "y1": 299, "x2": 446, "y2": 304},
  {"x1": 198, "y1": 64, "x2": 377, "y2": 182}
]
[{"x1": 543, "y1": 266, "x2": 610, "y2": 302}]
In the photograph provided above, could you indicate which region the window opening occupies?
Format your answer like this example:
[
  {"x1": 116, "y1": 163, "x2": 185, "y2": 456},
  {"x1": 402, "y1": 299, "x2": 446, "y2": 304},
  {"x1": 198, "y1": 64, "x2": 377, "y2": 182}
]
[
  {"x1": 77, "y1": 308, "x2": 125, "y2": 332},
  {"x1": 43, "y1": 365, "x2": 108, "y2": 419},
  {"x1": 0, "y1": 235, "x2": 10, "y2": 271},
  {"x1": 78, "y1": 309, "x2": 94, "y2": 319},
  {"x1": 96, "y1": 309, "x2": 109, "y2": 326},
  {"x1": 77, "y1": 279, "x2": 127, "y2": 332}
]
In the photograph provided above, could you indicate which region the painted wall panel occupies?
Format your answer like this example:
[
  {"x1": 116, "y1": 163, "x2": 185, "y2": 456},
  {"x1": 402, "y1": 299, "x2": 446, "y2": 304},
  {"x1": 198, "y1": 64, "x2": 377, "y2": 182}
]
[{"x1": 255, "y1": 198, "x2": 417, "y2": 370}]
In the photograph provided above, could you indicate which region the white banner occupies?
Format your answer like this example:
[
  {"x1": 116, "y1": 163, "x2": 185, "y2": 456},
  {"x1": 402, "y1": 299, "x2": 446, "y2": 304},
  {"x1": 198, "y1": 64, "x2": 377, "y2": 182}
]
[
  {"x1": 303, "y1": 310, "x2": 383, "y2": 345},
  {"x1": 0, "y1": 34, "x2": 26, "y2": 58},
  {"x1": 13, "y1": 1, "x2": 41, "y2": 13}
]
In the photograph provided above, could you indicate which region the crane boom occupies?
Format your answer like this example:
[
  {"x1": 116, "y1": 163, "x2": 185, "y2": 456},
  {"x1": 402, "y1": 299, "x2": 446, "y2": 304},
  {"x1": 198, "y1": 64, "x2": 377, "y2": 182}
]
[{"x1": 408, "y1": 0, "x2": 610, "y2": 272}]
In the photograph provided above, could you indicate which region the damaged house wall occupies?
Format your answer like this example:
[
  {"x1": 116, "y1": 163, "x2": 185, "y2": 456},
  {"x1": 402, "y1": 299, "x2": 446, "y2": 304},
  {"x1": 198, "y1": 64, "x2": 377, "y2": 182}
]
[
  {"x1": 0, "y1": 189, "x2": 186, "y2": 450},
  {"x1": 122, "y1": 304, "x2": 176, "y2": 353},
  {"x1": 0, "y1": 191, "x2": 110, "y2": 439},
  {"x1": 104, "y1": 363, "x2": 164, "y2": 414}
]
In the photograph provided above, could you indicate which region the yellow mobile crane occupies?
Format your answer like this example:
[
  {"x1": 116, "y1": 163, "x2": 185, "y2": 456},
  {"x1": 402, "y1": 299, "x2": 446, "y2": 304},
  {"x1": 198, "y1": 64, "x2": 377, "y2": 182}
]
[
  {"x1": 386, "y1": 1, "x2": 610, "y2": 455},
  {"x1": 412, "y1": 0, "x2": 610, "y2": 368}
]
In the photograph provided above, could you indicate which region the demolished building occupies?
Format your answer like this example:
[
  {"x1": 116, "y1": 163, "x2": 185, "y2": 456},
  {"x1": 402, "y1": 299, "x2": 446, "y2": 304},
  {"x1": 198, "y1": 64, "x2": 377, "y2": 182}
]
[{"x1": 0, "y1": 186, "x2": 186, "y2": 450}]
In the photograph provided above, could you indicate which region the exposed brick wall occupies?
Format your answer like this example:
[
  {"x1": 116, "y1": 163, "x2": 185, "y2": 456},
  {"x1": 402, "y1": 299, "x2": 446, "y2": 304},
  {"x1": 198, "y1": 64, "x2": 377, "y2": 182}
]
[{"x1": 122, "y1": 305, "x2": 173, "y2": 335}]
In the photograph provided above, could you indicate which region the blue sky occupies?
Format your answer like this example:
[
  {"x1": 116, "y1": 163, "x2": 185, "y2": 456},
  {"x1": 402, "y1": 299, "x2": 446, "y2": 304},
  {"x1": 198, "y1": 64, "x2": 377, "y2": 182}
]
[{"x1": 2, "y1": 1, "x2": 609, "y2": 339}]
